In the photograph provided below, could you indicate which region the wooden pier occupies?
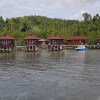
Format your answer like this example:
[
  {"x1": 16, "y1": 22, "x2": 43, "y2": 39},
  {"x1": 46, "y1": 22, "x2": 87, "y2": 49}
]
[
  {"x1": 63, "y1": 44, "x2": 100, "y2": 50},
  {"x1": 1, "y1": 44, "x2": 100, "y2": 53}
]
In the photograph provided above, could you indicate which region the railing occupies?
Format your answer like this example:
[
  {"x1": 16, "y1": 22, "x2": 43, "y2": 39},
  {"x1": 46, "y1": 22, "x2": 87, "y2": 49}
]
[
  {"x1": 0, "y1": 48, "x2": 11, "y2": 52},
  {"x1": 0, "y1": 44, "x2": 14, "y2": 46}
]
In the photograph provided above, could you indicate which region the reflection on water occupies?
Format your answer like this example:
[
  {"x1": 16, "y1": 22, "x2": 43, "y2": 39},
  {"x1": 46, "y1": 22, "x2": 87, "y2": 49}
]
[
  {"x1": 0, "y1": 53, "x2": 16, "y2": 71},
  {"x1": 50, "y1": 51, "x2": 64, "y2": 60},
  {"x1": 25, "y1": 52, "x2": 41, "y2": 59},
  {"x1": 71, "y1": 51, "x2": 86, "y2": 63},
  {"x1": 0, "y1": 52, "x2": 15, "y2": 61},
  {"x1": 0, "y1": 50, "x2": 100, "y2": 100}
]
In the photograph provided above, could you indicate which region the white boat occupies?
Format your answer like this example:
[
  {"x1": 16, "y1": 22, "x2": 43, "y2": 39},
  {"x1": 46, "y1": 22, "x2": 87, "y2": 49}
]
[{"x1": 75, "y1": 45, "x2": 88, "y2": 51}]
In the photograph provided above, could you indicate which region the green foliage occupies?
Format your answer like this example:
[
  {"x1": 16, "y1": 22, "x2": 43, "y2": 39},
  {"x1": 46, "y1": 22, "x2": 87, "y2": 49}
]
[
  {"x1": 0, "y1": 14, "x2": 100, "y2": 45},
  {"x1": 0, "y1": 16, "x2": 5, "y2": 32}
]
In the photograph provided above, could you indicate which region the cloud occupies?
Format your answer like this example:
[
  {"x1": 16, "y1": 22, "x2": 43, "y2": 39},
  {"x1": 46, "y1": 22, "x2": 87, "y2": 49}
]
[
  {"x1": 70, "y1": 10, "x2": 86, "y2": 20},
  {"x1": 0, "y1": 0, "x2": 100, "y2": 20}
]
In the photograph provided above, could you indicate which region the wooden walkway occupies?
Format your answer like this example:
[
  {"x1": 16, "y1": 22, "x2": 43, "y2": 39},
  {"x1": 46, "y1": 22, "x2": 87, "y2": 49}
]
[
  {"x1": 62, "y1": 45, "x2": 100, "y2": 50},
  {"x1": 15, "y1": 45, "x2": 100, "y2": 51},
  {"x1": 1, "y1": 45, "x2": 100, "y2": 52}
]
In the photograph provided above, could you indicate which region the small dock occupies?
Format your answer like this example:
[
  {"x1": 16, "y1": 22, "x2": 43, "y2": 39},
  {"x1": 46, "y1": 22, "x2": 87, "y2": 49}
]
[
  {"x1": 63, "y1": 45, "x2": 100, "y2": 50},
  {"x1": 1, "y1": 44, "x2": 100, "y2": 53},
  {"x1": 15, "y1": 46, "x2": 25, "y2": 51}
]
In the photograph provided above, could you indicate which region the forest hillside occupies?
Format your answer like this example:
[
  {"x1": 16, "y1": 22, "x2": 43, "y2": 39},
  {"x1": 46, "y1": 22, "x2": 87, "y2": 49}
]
[{"x1": 0, "y1": 13, "x2": 100, "y2": 45}]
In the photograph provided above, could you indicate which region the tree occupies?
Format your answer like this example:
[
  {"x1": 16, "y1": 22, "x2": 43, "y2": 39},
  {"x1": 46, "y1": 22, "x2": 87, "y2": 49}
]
[
  {"x1": 96, "y1": 14, "x2": 99, "y2": 19},
  {"x1": 82, "y1": 13, "x2": 92, "y2": 21},
  {"x1": 0, "y1": 16, "x2": 5, "y2": 31},
  {"x1": 93, "y1": 16, "x2": 97, "y2": 23}
]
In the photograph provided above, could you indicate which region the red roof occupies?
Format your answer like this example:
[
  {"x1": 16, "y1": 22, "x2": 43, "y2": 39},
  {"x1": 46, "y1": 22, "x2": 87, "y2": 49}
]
[
  {"x1": 24, "y1": 35, "x2": 39, "y2": 40},
  {"x1": 97, "y1": 37, "x2": 100, "y2": 40},
  {"x1": 0, "y1": 35, "x2": 15, "y2": 40},
  {"x1": 67, "y1": 36, "x2": 88, "y2": 40},
  {"x1": 47, "y1": 35, "x2": 63, "y2": 40}
]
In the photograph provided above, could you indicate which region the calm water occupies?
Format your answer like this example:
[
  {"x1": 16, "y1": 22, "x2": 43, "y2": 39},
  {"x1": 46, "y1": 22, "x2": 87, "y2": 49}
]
[{"x1": 0, "y1": 50, "x2": 100, "y2": 100}]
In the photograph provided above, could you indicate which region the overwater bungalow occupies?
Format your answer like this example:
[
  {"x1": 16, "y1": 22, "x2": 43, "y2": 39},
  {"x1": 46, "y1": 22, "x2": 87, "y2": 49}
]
[
  {"x1": 66, "y1": 36, "x2": 88, "y2": 45},
  {"x1": 0, "y1": 35, "x2": 15, "y2": 52},
  {"x1": 24, "y1": 35, "x2": 39, "y2": 52},
  {"x1": 47, "y1": 35, "x2": 63, "y2": 51}
]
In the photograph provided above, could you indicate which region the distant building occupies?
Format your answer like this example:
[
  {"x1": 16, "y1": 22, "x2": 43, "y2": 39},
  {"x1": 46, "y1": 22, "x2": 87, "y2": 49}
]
[
  {"x1": 47, "y1": 35, "x2": 63, "y2": 51},
  {"x1": 66, "y1": 36, "x2": 88, "y2": 45},
  {"x1": 0, "y1": 35, "x2": 15, "y2": 52},
  {"x1": 24, "y1": 35, "x2": 39, "y2": 52}
]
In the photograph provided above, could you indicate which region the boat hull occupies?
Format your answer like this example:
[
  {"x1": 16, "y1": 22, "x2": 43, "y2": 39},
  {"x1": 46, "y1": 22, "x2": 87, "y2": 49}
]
[{"x1": 75, "y1": 48, "x2": 88, "y2": 51}]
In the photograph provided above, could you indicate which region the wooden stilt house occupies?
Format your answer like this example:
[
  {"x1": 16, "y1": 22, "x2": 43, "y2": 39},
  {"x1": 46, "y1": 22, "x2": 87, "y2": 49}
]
[
  {"x1": 24, "y1": 35, "x2": 39, "y2": 52},
  {"x1": 47, "y1": 35, "x2": 63, "y2": 51},
  {"x1": 66, "y1": 36, "x2": 88, "y2": 45},
  {"x1": 0, "y1": 35, "x2": 15, "y2": 52}
]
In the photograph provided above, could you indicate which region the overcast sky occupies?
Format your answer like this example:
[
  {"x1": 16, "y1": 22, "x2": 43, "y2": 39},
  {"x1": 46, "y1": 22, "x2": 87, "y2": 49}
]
[{"x1": 0, "y1": 0, "x2": 100, "y2": 20}]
